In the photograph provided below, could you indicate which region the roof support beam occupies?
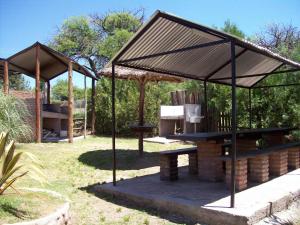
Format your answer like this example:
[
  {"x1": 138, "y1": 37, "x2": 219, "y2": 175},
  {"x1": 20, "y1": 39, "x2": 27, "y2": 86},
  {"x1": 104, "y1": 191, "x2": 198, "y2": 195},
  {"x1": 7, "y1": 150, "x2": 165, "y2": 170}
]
[
  {"x1": 250, "y1": 63, "x2": 284, "y2": 88},
  {"x1": 117, "y1": 63, "x2": 249, "y2": 88},
  {"x1": 252, "y1": 83, "x2": 300, "y2": 89},
  {"x1": 91, "y1": 79, "x2": 96, "y2": 134},
  {"x1": 230, "y1": 40, "x2": 237, "y2": 208},
  {"x1": 35, "y1": 44, "x2": 42, "y2": 143},
  {"x1": 46, "y1": 81, "x2": 51, "y2": 104},
  {"x1": 3, "y1": 61, "x2": 9, "y2": 94},
  {"x1": 68, "y1": 61, "x2": 74, "y2": 143},
  {"x1": 205, "y1": 49, "x2": 248, "y2": 80},
  {"x1": 117, "y1": 39, "x2": 230, "y2": 64},
  {"x1": 112, "y1": 63, "x2": 116, "y2": 186},
  {"x1": 209, "y1": 68, "x2": 300, "y2": 81}
]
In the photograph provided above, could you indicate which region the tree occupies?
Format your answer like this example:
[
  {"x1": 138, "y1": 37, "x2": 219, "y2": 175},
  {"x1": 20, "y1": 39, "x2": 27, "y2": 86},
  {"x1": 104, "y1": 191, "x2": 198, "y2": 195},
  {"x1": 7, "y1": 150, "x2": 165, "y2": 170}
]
[
  {"x1": 252, "y1": 24, "x2": 300, "y2": 129},
  {"x1": 255, "y1": 23, "x2": 300, "y2": 56},
  {"x1": 51, "y1": 79, "x2": 85, "y2": 101},
  {"x1": 222, "y1": 19, "x2": 245, "y2": 38},
  {"x1": 0, "y1": 74, "x2": 30, "y2": 91},
  {"x1": 49, "y1": 9, "x2": 144, "y2": 76}
]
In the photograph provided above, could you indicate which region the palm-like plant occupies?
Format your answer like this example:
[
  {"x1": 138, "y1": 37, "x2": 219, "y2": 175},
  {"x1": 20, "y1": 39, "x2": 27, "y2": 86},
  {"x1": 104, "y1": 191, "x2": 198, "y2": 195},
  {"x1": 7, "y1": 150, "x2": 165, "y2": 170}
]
[{"x1": 0, "y1": 132, "x2": 44, "y2": 195}]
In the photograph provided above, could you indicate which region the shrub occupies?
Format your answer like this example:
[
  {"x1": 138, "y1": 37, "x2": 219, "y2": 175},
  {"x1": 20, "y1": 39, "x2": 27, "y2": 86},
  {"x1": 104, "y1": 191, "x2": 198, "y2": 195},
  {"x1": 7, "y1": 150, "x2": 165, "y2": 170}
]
[{"x1": 0, "y1": 93, "x2": 32, "y2": 142}]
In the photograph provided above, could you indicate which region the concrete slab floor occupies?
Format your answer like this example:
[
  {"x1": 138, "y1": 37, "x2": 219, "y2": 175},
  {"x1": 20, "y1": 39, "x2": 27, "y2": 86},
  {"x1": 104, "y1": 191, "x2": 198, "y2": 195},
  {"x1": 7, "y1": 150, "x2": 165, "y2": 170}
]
[{"x1": 95, "y1": 168, "x2": 300, "y2": 225}]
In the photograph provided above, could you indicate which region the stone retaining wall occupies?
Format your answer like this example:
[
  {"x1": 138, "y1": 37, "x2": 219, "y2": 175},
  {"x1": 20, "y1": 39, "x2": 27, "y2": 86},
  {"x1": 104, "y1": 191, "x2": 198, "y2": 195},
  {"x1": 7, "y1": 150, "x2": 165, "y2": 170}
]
[{"x1": 4, "y1": 188, "x2": 71, "y2": 225}]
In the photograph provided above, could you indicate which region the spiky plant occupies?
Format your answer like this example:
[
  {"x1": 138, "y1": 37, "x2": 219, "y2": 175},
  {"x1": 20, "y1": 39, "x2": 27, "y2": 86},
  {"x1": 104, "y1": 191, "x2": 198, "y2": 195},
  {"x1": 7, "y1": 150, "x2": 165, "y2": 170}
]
[{"x1": 0, "y1": 132, "x2": 44, "y2": 195}]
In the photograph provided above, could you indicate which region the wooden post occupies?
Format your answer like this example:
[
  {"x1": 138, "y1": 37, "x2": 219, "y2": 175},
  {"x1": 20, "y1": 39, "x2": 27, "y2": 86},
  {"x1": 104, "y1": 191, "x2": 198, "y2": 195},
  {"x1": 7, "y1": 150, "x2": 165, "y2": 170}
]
[
  {"x1": 84, "y1": 74, "x2": 87, "y2": 138},
  {"x1": 46, "y1": 81, "x2": 51, "y2": 104},
  {"x1": 138, "y1": 79, "x2": 146, "y2": 156},
  {"x1": 91, "y1": 79, "x2": 96, "y2": 134},
  {"x1": 3, "y1": 61, "x2": 9, "y2": 94},
  {"x1": 68, "y1": 61, "x2": 74, "y2": 143},
  {"x1": 35, "y1": 45, "x2": 41, "y2": 143}
]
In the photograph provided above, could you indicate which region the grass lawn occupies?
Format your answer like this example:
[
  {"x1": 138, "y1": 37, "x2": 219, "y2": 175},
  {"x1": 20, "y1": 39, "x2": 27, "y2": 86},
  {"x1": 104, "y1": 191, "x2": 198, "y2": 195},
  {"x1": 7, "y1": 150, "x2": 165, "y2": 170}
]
[{"x1": 3, "y1": 136, "x2": 192, "y2": 225}]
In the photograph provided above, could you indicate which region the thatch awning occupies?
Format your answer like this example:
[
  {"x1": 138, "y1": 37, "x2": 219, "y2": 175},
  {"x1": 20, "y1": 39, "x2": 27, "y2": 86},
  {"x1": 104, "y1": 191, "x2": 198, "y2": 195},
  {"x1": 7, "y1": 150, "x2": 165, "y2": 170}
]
[{"x1": 99, "y1": 66, "x2": 183, "y2": 83}]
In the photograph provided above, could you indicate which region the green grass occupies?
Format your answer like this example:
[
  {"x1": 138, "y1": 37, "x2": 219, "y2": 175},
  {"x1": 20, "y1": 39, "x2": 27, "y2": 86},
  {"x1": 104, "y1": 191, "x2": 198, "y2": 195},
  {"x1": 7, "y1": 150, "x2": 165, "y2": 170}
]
[
  {"x1": 2, "y1": 136, "x2": 191, "y2": 225},
  {"x1": 0, "y1": 190, "x2": 64, "y2": 224}
]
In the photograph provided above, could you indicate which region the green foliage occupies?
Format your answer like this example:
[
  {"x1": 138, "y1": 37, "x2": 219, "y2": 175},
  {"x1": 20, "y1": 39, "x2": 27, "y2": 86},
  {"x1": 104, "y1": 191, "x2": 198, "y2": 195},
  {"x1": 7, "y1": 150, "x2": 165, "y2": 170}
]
[
  {"x1": 0, "y1": 74, "x2": 30, "y2": 91},
  {"x1": 100, "y1": 29, "x2": 133, "y2": 59},
  {"x1": 51, "y1": 79, "x2": 85, "y2": 101},
  {"x1": 102, "y1": 12, "x2": 142, "y2": 35},
  {"x1": 95, "y1": 78, "x2": 175, "y2": 135},
  {"x1": 222, "y1": 19, "x2": 245, "y2": 38},
  {"x1": 0, "y1": 93, "x2": 32, "y2": 142},
  {"x1": 50, "y1": 10, "x2": 144, "y2": 76},
  {"x1": 0, "y1": 132, "x2": 44, "y2": 195}
]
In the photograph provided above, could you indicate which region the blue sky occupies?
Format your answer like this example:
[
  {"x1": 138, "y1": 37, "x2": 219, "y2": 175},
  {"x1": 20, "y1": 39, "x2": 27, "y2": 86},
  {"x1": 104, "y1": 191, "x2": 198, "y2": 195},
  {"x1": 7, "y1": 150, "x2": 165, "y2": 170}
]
[{"x1": 1, "y1": 0, "x2": 299, "y2": 88}]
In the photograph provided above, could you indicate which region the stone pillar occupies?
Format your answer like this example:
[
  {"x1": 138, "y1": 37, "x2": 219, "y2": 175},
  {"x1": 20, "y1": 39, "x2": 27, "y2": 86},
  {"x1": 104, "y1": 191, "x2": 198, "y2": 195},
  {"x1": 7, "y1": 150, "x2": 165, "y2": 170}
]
[
  {"x1": 226, "y1": 159, "x2": 248, "y2": 191},
  {"x1": 160, "y1": 155, "x2": 178, "y2": 181},
  {"x1": 288, "y1": 147, "x2": 300, "y2": 169},
  {"x1": 197, "y1": 141, "x2": 223, "y2": 181},
  {"x1": 188, "y1": 152, "x2": 198, "y2": 175},
  {"x1": 249, "y1": 155, "x2": 269, "y2": 182},
  {"x1": 269, "y1": 151, "x2": 288, "y2": 176}
]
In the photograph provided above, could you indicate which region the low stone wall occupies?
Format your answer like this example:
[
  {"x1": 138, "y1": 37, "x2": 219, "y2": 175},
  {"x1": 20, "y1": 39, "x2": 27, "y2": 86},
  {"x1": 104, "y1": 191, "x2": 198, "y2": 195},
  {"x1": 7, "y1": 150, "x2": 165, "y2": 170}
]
[{"x1": 4, "y1": 188, "x2": 71, "y2": 225}]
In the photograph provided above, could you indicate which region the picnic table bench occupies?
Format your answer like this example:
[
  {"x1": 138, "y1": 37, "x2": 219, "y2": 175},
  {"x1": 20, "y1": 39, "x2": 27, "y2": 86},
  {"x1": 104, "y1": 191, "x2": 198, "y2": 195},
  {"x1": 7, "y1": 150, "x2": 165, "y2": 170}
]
[
  {"x1": 221, "y1": 142, "x2": 300, "y2": 190},
  {"x1": 165, "y1": 128, "x2": 299, "y2": 190},
  {"x1": 160, "y1": 147, "x2": 197, "y2": 180}
]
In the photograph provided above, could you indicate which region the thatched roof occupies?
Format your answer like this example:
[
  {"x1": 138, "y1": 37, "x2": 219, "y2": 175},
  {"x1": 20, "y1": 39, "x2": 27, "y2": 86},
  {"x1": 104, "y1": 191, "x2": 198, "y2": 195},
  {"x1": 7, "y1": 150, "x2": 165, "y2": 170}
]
[{"x1": 99, "y1": 66, "x2": 183, "y2": 83}]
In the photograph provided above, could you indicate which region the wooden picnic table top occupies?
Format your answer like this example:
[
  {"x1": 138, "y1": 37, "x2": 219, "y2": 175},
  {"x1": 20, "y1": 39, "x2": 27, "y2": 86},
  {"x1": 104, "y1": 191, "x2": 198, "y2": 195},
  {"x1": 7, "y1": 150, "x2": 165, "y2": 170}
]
[{"x1": 167, "y1": 127, "x2": 295, "y2": 142}]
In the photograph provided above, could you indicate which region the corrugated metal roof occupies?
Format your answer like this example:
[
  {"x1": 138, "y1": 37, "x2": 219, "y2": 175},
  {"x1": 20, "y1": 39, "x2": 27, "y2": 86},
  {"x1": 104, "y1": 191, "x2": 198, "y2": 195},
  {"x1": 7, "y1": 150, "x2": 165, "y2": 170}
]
[
  {"x1": 5, "y1": 42, "x2": 97, "y2": 81},
  {"x1": 108, "y1": 10, "x2": 300, "y2": 88}
]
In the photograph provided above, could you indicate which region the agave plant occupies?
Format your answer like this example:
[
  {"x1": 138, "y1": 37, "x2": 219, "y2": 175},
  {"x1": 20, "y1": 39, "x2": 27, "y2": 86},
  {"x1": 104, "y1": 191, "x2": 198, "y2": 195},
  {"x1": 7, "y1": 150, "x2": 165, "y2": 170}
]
[{"x1": 0, "y1": 132, "x2": 44, "y2": 195}]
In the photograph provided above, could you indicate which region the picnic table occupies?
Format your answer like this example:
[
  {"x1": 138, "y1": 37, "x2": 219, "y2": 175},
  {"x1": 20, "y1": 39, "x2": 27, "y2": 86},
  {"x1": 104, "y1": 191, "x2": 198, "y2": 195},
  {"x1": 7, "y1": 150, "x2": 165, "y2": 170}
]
[{"x1": 167, "y1": 128, "x2": 299, "y2": 190}]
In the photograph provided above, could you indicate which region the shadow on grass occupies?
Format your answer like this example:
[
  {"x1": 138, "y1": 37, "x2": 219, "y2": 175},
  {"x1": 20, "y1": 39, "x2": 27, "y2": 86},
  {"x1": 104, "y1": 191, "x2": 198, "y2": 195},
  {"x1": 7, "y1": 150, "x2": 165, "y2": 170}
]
[
  {"x1": 1, "y1": 203, "x2": 29, "y2": 220},
  {"x1": 80, "y1": 182, "x2": 196, "y2": 225},
  {"x1": 78, "y1": 149, "x2": 159, "y2": 170}
]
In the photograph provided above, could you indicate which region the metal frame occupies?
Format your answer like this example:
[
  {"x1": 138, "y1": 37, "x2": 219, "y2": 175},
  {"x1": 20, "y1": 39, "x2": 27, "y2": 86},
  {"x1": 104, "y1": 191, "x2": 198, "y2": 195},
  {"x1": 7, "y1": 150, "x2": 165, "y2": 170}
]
[
  {"x1": 109, "y1": 11, "x2": 300, "y2": 209},
  {"x1": 230, "y1": 40, "x2": 237, "y2": 208}
]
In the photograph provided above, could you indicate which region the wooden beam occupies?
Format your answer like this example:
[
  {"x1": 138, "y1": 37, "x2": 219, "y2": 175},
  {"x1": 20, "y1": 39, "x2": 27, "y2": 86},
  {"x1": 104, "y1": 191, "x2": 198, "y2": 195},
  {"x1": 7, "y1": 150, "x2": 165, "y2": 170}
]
[
  {"x1": 84, "y1": 75, "x2": 87, "y2": 139},
  {"x1": 46, "y1": 81, "x2": 50, "y2": 104},
  {"x1": 91, "y1": 79, "x2": 96, "y2": 134},
  {"x1": 68, "y1": 61, "x2": 74, "y2": 143},
  {"x1": 35, "y1": 45, "x2": 41, "y2": 143},
  {"x1": 138, "y1": 79, "x2": 146, "y2": 156},
  {"x1": 3, "y1": 61, "x2": 9, "y2": 94}
]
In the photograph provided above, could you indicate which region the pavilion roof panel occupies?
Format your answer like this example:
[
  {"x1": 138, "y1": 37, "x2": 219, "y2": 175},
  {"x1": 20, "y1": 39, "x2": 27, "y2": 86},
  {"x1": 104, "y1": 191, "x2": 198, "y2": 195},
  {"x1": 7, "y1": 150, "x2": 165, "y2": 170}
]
[
  {"x1": 5, "y1": 42, "x2": 97, "y2": 81},
  {"x1": 109, "y1": 10, "x2": 300, "y2": 87}
]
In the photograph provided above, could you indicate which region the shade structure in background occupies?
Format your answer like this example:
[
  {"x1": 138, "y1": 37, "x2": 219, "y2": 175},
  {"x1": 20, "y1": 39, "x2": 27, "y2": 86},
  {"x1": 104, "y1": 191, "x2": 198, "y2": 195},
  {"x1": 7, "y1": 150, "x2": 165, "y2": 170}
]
[
  {"x1": 1, "y1": 42, "x2": 98, "y2": 143},
  {"x1": 99, "y1": 66, "x2": 183, "y2": 155}
]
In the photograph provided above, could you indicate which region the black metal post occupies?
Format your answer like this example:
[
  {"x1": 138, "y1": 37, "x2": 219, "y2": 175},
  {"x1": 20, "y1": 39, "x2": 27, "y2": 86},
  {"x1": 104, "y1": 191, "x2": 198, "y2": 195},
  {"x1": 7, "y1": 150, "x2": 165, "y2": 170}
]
[
  {"x1": 249, "y1": 88, "x2": 252, "y2": 129},
  {"x1": 204, "y1": 81, "x2": 208, "y2": 131},
  {"x1": 112, "y1": 63, "x2": 116, "y2": 186},
  {"x1": 230, "y1": 40, "x2": 237, "y2": 208}
]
